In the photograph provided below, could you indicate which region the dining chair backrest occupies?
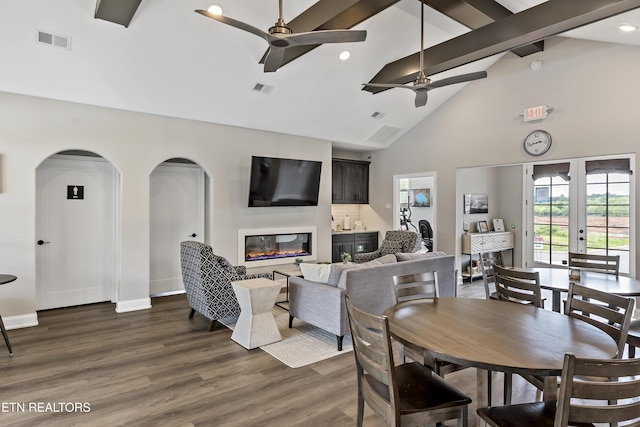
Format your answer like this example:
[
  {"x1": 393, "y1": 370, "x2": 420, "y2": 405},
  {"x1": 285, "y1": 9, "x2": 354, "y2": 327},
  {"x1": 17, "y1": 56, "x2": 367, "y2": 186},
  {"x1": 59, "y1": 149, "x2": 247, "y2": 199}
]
[
  {"x1": 477, "y1": 353, "x2": 640, "y2": 427},
  {"x1": 493, "y1": 265, "x2": 543, "y2": 308},
  {"x1": 568, "y1": 252, "x2": 620, "y2": 278},
  {"x1": 391, "y1": 271, "x2": 439, "y2": 304},
  {"x1": 565, "y1": 282, "x2": 634, "y2": 357},
  {"x1": 345, "y1": 296, "x2": 471, "y2": 427},
  {"x1": 478, "y1": 251, "x2": 503, "y2": 300}
]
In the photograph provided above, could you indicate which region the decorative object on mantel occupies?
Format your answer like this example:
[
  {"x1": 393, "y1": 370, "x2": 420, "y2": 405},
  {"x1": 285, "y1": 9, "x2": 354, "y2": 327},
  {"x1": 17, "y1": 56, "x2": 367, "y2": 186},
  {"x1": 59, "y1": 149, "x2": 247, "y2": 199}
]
[
  {"x1": 493, "y1": 218, "x2": 505, "y2": 232},
  {"x1": 341, "y1": 252, "x2": 352, "y2": 264},
  {"x1": 463, "y1": 193, "x2": 488, "y2": 214}
]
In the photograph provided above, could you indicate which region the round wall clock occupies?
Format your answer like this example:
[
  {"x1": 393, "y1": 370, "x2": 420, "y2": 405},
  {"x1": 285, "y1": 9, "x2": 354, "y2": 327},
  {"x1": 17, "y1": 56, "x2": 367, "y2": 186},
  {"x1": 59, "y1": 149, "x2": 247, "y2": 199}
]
[{"x1": 523, "y1": 130, "x2": 552, "y2": 156}]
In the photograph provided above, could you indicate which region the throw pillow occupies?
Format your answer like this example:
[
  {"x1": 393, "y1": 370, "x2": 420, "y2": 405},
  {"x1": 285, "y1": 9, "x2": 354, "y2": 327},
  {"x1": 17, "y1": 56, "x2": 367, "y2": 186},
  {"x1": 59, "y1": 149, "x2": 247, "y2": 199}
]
[
  {"x1": 396, "y1": 251, "x2": 448, "y2": 261},
  {"x1": 299, "y1": 263, "x2": 332, "y2": 284},
  {"x1": 380, "y1": 241, "x2": 404, "y2": 256}
]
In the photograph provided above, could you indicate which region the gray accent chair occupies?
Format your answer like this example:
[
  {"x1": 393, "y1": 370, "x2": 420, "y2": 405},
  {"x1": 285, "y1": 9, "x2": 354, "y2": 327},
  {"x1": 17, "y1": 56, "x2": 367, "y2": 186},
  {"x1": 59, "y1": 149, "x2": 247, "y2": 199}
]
[
  {"x1": 353, "y1": 230, "x2": 421, "y2": 263},
  {"x1": 180, "y1": 241, "x2": 272, "y2": 331}
]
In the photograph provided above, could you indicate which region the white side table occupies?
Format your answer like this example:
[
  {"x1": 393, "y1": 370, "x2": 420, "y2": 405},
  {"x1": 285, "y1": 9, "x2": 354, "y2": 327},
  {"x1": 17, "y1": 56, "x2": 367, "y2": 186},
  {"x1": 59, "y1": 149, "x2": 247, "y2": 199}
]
[{"x1": 231, "y1": 278, "x2": 282, "y2": 349}]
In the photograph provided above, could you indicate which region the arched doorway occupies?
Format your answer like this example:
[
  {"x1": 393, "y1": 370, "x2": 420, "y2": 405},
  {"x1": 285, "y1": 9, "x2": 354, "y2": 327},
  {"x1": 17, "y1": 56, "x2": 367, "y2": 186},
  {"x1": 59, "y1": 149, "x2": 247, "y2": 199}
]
[
  {"x1": 149, "y1": 158, "x2": 209, "y2": 295},
  {"x1": 36, "y1": 150, "x2": 120, "y2": 310}
]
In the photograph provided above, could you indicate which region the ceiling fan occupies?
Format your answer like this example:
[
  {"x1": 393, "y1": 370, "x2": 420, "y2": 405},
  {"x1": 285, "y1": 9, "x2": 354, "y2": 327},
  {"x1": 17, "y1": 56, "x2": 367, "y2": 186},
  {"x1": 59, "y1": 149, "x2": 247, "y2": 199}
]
[
  {"x1": 195, "y1": 1, "x2": 367, "y2": 73},
  {"x1": 364, "y1": 1, "x2": 487, "y2": 108}
]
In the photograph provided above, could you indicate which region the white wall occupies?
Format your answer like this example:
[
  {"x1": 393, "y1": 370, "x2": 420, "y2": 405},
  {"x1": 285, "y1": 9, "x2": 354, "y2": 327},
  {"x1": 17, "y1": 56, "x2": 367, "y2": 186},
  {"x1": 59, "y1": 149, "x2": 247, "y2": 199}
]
[
  {"x1": 0, "y1": 92, "x2": 332, "y2": 323},
  {"x1": 369, "y1": 37, "x2": 640, "y2": 270}
]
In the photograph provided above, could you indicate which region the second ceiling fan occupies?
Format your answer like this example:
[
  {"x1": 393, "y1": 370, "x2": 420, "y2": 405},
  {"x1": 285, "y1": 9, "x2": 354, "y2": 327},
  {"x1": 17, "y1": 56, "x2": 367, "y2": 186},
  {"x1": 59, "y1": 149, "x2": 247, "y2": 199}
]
[
  {"x1": 196, "y1": 0, "x2": 367, "y2": 73},
  {"x1": 364, "y1": 1, "x2": 487, "y2": 108}
]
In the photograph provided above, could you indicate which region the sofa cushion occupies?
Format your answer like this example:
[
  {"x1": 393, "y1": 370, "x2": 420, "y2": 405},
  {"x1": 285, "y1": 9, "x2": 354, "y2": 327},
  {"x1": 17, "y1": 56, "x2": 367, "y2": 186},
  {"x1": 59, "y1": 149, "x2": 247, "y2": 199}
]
[
  {"x1": 299, "y1": 263, "x2": 332, "y2": 284},
  {"x1": 326, "y1": 254, "x2": 398, "y2": 287},
  {"x1": 396, "y1": 251, "x2": 448, "y2": 261}
]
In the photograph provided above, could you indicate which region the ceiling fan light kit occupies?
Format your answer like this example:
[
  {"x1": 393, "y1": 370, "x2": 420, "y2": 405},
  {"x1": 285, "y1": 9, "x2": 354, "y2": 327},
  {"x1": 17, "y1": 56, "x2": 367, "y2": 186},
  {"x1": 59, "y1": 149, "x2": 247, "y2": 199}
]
[{"x1": 195, "y1": 0, "x2": 366, "y2": 73}]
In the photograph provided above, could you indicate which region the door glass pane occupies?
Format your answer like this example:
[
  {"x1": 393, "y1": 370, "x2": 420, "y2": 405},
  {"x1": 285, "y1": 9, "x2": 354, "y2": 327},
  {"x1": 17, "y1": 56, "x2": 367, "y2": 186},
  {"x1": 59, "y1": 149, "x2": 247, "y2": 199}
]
[
  {"x1": 533, "y1": 175, "x2": 569, "y2": 265},
  {"x1": 585, "y1": 172, "x2": 630, "y2": 273}
]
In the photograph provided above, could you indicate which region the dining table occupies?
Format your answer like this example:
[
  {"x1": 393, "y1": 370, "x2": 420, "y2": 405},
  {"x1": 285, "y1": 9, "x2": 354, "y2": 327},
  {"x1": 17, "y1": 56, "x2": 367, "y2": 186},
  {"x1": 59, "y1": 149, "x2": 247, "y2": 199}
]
[
  {"x1": 383, "y1": 298, "x2": 618, "y2": 426},
  {"x1": 528, "y1": 267, "x2": 640, "y2": 312}
]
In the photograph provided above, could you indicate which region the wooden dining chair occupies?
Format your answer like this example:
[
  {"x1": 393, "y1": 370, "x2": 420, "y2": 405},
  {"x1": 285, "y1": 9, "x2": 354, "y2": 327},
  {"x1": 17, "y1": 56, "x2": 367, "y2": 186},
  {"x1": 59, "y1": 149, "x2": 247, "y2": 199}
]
[
  {"x1": 568, "y1": 252, "x2": 620, "y2": 278},
  {"x1": 478, "y1": 251, "x2": 503, "y2": 300},
  {"x1": 345, "y1": 296, "x2": 472, "y2": 427},
  {"x1": 626, "y1": 319, "x2": 640, "y2": 358},
  {"x1": 491, "y1": 265, "x2": 544, "y2": 404},
  {"x1": 525, "y1": 282, "x2": 635, "y2": 394},
  {"x1": 477, "y1": 352, "x2": 640, "y2": 427},
  {"x1": 390, "y1": 272, "x2": 468, "y2": 378},
  {"x1": 493, "y1": 265, "x2": 543, "y2": 308}
]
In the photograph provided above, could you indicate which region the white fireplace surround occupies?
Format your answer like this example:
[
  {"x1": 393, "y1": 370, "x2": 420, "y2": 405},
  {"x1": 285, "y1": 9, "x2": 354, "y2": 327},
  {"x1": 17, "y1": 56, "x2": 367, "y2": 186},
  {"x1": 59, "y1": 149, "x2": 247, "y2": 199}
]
[{"x1": 238, "y1": 226, "x2": 317, "y2": 268}]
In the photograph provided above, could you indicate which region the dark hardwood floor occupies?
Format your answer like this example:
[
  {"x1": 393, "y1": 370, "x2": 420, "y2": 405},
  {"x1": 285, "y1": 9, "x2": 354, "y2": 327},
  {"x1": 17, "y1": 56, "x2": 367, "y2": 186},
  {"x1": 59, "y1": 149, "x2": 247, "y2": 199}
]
[{"x1": 0, "y1": 281, "x2": 541, "y2": 426}]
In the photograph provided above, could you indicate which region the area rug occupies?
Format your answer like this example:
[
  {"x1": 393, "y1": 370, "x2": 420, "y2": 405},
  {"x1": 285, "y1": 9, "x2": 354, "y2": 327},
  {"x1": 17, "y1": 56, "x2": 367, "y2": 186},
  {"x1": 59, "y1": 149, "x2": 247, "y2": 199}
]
[{"x1": 220, "y1": 307, "x2": 353, "y2": 368}]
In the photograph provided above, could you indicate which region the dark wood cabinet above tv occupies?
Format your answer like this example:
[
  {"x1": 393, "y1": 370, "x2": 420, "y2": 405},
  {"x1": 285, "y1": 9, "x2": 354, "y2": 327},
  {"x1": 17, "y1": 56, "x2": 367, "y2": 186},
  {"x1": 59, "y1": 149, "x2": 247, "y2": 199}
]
[{"x1": 332, "y1": 159, "x2": 370, "y2": 204}]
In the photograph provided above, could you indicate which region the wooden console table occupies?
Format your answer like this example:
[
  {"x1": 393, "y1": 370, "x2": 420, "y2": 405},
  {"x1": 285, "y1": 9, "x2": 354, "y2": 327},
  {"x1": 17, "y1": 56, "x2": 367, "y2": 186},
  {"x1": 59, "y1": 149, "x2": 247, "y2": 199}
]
[{"x1": 461, "y1": 231, "x2": 514, "y2": 282}]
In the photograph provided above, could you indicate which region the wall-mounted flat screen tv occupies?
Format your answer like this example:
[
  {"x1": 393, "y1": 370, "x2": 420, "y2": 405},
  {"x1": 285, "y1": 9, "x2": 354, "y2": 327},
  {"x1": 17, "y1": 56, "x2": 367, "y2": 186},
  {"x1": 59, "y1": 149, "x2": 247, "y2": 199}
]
[{"x1": 248, "y1": 156, "x2": 322, "y2": 207}]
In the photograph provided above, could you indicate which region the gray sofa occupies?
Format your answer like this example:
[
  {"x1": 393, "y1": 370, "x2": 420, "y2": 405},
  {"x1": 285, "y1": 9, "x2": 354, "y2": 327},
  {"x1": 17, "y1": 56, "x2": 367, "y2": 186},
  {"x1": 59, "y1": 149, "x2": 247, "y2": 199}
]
[{"x1": 288, "y1": 252, "x2": 456, "y2": 350}]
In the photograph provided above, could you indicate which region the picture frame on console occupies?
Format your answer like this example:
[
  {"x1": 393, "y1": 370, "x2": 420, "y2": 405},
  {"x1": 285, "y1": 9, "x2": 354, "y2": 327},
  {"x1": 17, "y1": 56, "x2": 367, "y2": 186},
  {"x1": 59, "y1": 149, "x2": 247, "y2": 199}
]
[{"x1": 477, "y1": 220, "x2": 489, "y2": 233}]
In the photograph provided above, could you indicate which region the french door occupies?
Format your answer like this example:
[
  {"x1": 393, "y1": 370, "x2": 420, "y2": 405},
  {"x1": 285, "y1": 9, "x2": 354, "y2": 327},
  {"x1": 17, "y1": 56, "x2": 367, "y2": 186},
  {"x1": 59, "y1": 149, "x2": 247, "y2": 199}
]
[{"x1": 525, "y1": 155, "x2": 635, "y2": 276}]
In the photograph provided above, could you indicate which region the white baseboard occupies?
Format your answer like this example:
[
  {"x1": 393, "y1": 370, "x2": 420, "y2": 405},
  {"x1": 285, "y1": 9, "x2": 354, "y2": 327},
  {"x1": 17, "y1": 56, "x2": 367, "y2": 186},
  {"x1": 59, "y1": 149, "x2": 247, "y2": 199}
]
[
  {"x1": 115, "y1": 298, "x2": 152, "y2": 313},
  {"x1": 4, "y1": 313, "x2": 39, "y2": 330}
]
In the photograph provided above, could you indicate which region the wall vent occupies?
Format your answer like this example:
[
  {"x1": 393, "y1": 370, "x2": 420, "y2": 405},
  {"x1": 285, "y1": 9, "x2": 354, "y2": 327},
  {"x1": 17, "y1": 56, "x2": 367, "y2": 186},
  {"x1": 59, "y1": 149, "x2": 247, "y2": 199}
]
[
  {"x1": 370, "y1": 111, "x2": 385, "y2": 119},
  {"x1": 252, "y1": 83, "x2": 274, "y2": 94},
  {"x1": 366, "y1": 125, "x2": 402, "y2": 145},
  {"x1": 37, "y1": 30, "x2": 72, "y2": 50}
]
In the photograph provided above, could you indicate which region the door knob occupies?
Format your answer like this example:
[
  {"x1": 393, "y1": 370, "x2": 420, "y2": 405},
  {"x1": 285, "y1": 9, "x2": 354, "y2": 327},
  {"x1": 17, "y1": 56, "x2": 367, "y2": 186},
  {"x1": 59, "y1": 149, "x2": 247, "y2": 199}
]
[
  {"x1": 37, "y1": 240, "x2": 50, "y2": 245},
  {"x1": 189, "y1": 233, "x2": 197, "y2": 238}
]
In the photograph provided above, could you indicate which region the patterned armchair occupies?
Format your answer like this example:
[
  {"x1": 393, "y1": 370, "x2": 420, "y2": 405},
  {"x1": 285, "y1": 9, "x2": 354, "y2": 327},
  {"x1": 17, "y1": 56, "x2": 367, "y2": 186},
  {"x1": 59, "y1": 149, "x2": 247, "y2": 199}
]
[
  {"x1": 180, "y1": 241, "x2": 273, "y2": 331},
  {"x1": 353, "y1": 230, "x2": 422, "y2": 263}
]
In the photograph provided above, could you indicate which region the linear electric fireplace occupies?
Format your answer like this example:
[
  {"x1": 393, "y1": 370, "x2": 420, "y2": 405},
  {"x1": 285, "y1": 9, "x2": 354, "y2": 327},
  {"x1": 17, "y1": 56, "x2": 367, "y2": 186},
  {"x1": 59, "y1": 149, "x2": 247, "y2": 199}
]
[{"x1": 238, "y1": 227, "x2": 317, "y2": 268}]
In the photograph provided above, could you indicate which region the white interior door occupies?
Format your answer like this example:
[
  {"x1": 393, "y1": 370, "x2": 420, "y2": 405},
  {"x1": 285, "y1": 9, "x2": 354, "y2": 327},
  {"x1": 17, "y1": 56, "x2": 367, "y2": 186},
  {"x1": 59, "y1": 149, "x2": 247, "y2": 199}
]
[
  {"x1": 36, "y1": 156, "x2": 116, "y2": 310},
  {"x1": 150, "y1": 162, "x2": 205, "y2": 295}
]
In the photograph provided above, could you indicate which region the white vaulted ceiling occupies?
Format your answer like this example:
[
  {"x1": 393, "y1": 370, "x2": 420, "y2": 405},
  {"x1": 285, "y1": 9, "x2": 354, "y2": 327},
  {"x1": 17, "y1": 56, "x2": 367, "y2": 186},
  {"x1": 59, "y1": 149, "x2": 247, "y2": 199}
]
[{"x1": 1, "y1": 1, "x2": 639, "y2": 151}]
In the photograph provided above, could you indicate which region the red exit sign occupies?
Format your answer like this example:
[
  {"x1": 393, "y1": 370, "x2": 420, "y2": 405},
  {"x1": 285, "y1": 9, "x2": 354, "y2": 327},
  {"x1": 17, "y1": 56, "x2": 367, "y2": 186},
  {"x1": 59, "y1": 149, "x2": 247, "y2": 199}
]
[{"x1": 522, "y1": 104, "x2": 552, "y2": 122}]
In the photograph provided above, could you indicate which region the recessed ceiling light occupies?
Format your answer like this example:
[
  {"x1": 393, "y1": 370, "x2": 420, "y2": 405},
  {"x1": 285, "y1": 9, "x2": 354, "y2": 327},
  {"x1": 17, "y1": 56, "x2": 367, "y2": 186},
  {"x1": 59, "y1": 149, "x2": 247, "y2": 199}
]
[
  {"x1": 619, "y1": 23, "x2": 638, "y2": 32},
  {"x1": 208, "y1": 4, "x2": 223, "y2": 15},
  {"x1": 338, "y1": 50, "x2": 351, "y2": 61}
]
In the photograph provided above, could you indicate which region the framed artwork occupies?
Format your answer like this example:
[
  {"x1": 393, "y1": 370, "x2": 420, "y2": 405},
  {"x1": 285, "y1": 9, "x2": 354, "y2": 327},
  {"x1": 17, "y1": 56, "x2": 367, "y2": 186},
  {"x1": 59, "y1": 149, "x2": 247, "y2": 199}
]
[
  {"x1": 477, "y1": 220, "x2": 489, "y2": 233},
  {"x1": 493, "y1": 218, "x2": 505, "y2": 232},
  {"x1": 410, "y1": 188, "x2": 431, "y2": 207},
  {"x1": 463, "y1": 193, "x2": 489, "y2": 214}
]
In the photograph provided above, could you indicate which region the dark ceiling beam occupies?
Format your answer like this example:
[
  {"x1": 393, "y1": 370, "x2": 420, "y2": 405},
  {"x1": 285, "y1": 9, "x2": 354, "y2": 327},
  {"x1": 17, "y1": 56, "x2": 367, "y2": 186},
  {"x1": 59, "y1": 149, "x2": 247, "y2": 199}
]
[
  {"x1": 260, "y1": 0, "x2": 401, "y2": 69},
  {"x1": 422, "y1": 0, "x2": 544, "y2": 57},
  {"x1": 94, "y1": 0, "x2": 142, "y2": 28},
  {"x1": 365, "y1": 0, "x2": 640, "y2": 93}
]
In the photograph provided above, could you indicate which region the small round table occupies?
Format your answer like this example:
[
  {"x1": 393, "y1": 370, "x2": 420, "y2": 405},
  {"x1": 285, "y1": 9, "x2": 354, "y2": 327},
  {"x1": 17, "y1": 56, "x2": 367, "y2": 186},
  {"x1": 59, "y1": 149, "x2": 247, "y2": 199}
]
[
  {"x1": 231, "y1": 278, "x2": 282, "y2": 349},
  {"x1": 0, "y1": 274, "x2": 17, "y2": 356}
]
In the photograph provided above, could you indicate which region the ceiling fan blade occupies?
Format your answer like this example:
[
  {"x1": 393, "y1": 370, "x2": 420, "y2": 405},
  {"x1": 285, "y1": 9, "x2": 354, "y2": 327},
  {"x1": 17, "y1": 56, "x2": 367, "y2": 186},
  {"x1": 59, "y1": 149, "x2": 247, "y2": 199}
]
[
  {"x1": 287, "y1": 29, "x2": 367, "y2": 46},
  {"x1": 195, "y1": 10, "x2": 272, "y2": 44},
  {"x1": 263, "y1": 47, "x2": 286, "y2": 73},
  {"x1": 415, "y1": 90, "x2": 429, "y2": 108},
  {"x1": 426, "y1": 71, "x2": 488, "y2": 90},
  {"x1": 363, "y1": 83, "x2": 416, "y2": 91}
]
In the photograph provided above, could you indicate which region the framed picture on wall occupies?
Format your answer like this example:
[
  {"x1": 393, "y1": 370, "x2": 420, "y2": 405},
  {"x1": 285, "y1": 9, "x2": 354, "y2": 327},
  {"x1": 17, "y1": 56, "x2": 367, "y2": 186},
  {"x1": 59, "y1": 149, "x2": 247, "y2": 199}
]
[
  {"x1": 477, "y1": 220, "x2": 489, "y2": 233},
  {"x1": 493, "y1": 218, "x2": 505, "y2": 232},
  {"x1": 410, "y1": 188, "x2": 431, "y2": 207},
  {"x1": 463, "y1": 193, "x2": 489, "y2": 214}
]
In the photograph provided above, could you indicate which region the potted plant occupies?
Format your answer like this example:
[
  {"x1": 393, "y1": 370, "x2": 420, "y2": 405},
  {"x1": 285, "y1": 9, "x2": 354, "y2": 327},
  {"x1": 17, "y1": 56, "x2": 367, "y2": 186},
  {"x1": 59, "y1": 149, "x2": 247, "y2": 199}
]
[{"x1": 341, "y1": 252, "x2": 352, "y2": 264}]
